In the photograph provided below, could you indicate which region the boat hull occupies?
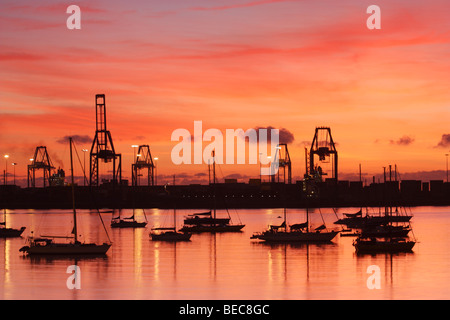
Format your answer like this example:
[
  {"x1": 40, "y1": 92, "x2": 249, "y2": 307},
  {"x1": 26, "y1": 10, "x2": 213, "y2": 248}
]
[
  {"x1": 340, "y1": 231, "x2": 360, "y2": 237},
  {"x1": 21, "y1": 243, "x2": 111, "y2": 255},
  {"x1": 361, "y1": 227, "x2": 410, "y2": 238},
  {"x1": 353, "y1": 239, "x2": 415, "y2": 253},
  {"x1": 251, "y1": 230, "x2": 339, "y2": 243},
  {"x1": 335, "y1": 215, "x2": 412, "y2": 228},
  {"x1": 184, "y1": 217, "x2": 230, "y2": 226},
  {"x1": 180, "y1": 224, "x2": 245, "y2": 233},
  {"x1": 150, "y1": 231, "x2": 192, "y2": 241},
  {"x1": 111, "y1": 220, "x2": 147, "y2": 228},
  {"x1": 0, "y1": 227, "x2": 26, "y2": 238}
]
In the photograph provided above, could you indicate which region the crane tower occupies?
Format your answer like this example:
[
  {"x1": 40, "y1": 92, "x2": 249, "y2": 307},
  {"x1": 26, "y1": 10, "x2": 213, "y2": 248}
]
[
  {"x1": 89, "y1": 94, "x2": 122, "y2": 186},
  {"x1": 309, "y1": 126, "x2": 338, "y2": 181}
]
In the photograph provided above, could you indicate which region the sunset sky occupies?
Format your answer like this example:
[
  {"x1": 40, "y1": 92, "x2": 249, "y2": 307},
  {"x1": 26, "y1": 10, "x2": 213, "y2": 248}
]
[{"x1": 1, "y1": 0, "x2": 450, "y2": 186}]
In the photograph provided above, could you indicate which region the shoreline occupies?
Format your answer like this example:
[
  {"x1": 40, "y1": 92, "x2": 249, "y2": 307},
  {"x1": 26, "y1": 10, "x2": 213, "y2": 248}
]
[{"x1": 2, "y1": 181, "x2": 449, "y2": 209}]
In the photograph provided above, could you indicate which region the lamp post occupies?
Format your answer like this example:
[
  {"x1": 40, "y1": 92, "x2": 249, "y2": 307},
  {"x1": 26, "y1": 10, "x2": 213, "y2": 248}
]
[
  {"x1": 136, "y1": 154, "x2": 141, "y2": 185},
  {"x1": 132, "y1": 145, "x2": 139, "y2": 183},
  {"x1": 28, "y1": 158, "x2": 34, "y2": 188},
  {"x1": 132, "y1": 145, "x2": 139, "y2": 160},
  {"x1": 4, "y1": 155, "x2": 9, "y2": 186},
  {"x1": 154, "y1": 157, "x2": 158, "y2": 185},
  {"x1": 11, "y1": 163, "x2": 17, "y2": 185}
]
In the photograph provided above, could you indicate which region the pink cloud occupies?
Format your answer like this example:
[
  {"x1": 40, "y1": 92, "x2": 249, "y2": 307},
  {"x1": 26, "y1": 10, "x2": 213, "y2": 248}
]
[
  {"x1": 190, "y1": 0, "x2": 295, "y2": 11},
  {"x1": 0, "y1": 51, "x2": 44, "y2": 61}
]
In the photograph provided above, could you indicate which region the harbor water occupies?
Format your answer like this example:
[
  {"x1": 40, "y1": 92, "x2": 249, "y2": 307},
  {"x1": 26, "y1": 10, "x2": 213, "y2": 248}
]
[{"x1": 1, "y1": 206, "x2": 449, "y2": 300}]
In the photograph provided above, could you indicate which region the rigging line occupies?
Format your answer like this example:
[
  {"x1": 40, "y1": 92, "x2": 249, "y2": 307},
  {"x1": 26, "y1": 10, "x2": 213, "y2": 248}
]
[
  {"x1": 332, "y1": 207, "x2": 340, "y2": 220},
  {"x1": 214, "y1": 162, "x2": 231, "y2": 218},
  {"x1": 71, "y1": 139, "x2": 112, "y2": 243},
  {"x1": 215, "y1": 161, "x2": 243, "y2": 224},
  {"x1": 71, "y1": 139, "x2": 88, "y2": 185},
  {"x1": 142, "y1": 208, "x2": 148, "y2": 222},
  {"x1": 318, "y1": 207, "x2": 327, "y2": 229},
  {"x1": 405, "y1": 206, "x2": 416, "y2": 241},
  {"x1": 155, "y1": 208, "x2": 169, "y2": 229},
  {"x1": 332, "y1": 207, "x2": 346, "y2": 231},
  {"x1": 86, "y1": 178, "x2": 112, "y2": 244},
  {"x1": 161, "y1": 208, "x2": 167, "y2": 228},
  {"x1": 69, "y1": 139, "x2": 88, "y2": 237},
  {"x1": 96, "y1": 206, "x2": 111, "y2": 243}
]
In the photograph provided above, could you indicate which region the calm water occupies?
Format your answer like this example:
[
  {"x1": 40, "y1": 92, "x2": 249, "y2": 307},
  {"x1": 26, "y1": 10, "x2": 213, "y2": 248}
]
[{"x1": 1, "y1": 206, "x2": 449, "y2": 300}]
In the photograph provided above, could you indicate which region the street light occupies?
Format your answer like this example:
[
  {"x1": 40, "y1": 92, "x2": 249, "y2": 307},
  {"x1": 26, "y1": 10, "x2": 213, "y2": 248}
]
[
  {"x1": 154, "y1": 157, "x2": 158, "y2": 185},
  {"x1": 4, "y1": 155, "x2": 9, "y2": 186},
  {"x1": 132, "y1": 145, "x2": 139, "y2": 160},
  {"x1": 11, "y1": 163, "x2": 17, "y2": 185},
  {"x1": 136, "y1": 154, "x2": 142, "y2": 185}
]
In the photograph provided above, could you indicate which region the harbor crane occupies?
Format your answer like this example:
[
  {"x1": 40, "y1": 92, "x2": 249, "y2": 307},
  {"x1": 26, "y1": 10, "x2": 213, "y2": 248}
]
[
  {"x1": 27, "y1": 146, "x2": 55, "y2": 187},
  {"x1": 309, "y1": 126, "x2": 338, "y2": 181},
  {"x1": 131, "y1": 145, "x2": 155, "y2": 186},
  {"x1": 89, "y1": 94, "x2": 122, "y2": 186}
]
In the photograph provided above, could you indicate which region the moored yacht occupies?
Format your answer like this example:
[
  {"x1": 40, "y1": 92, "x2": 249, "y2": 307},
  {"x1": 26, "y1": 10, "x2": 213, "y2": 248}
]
[
  {"x1": 19, "y1": 137, "x2": 112, "y2": 256},
  {"x1": 0, "y1": 208, "x2": 26, "y2": 238},
  {"x1": 251, "y1": 207, "x2": 338, "y2": 243}
]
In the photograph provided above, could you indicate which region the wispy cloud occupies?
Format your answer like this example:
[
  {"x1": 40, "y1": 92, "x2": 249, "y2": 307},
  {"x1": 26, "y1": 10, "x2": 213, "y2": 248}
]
[
  {"x1": 390, "y1": 135, "x2": 415, "y2": 146},
  {"x1": 0, "y1": 51, "x2": 45, "y2": 61},
  {"x1": 190, "y1": 0, "x2": 293, "y2": 11},
  {"x1": 436, "y1": 134, "x2": 450, "y2": 148},
  {"x1": 56, "y1": 135, "x2": 92, "y2": 145},
  {"x1": 253, "y1": 126, "x2": 295, "y2": 144},
  {"x1": 3, "y1": 2, "x2": 107, "y2": 14}
]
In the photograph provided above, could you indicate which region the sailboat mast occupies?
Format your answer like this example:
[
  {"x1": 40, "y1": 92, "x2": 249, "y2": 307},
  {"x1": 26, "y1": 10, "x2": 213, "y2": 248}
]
[
  {"x1": 306, "y1": 207, "x2": 309, "y2": 233},
  {"x1": 213, "y1": 151, "x2": 216, "y2": 221},
  {"x1": 69, "y1": 137, "x2": 78, "y2": 243},
  {"x1": 174, "y1": 204, "x2": 176, "y2": 231},
  {"x1": 2, "y1": 208, "x2": 6, "y2": 227}
]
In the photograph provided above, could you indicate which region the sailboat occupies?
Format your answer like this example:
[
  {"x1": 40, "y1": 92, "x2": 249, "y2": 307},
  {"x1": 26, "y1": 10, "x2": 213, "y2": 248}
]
[
  {"x1": 334, "y1": 208, "x2": 412, "y2": 229},
  {"x1": 353, "y1": 236, "x2": 415, "y2": 253},
  {"x1": 179, "y1": 208, "x2": 244, "y2": 233},
  {"x1": 250, "y1": 207, "x2": 338, "y2": 243},
  {"x1": 150, "y1": 206, "x2": 192, "y2": 241},
  {"x1": 179, "y1": 215, "x2": 244, "y2": 233},
  {"x1": 19, "y1": 137, "x2": 111, "y2": 255},
  {"x1": 110, "y1": 209, "x2": 147, "y2": 228},
  {"x1": 352, "y1": 166, "x2": 416, "y2": 253},
  {"x1": 182, "y1": 211, "x2": 230, "y2": 227},
  {"x1": 179, "y1": 151, "x2": 245, "y2": 233},
  {"x1": 0, "y1": 208, "x2": 26, "y2": 238},
  {"x1": 110, "y1": 177, "x2": 147, "y2": 228},
  {"x1": 353, "y1": 205, "x2": 416, "y2": 253}
]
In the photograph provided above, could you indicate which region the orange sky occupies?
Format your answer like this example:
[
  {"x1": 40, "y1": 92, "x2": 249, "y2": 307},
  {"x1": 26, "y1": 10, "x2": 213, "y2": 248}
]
[{"x1": 1, "y1": 0, "x2": 450, "y2": 186}]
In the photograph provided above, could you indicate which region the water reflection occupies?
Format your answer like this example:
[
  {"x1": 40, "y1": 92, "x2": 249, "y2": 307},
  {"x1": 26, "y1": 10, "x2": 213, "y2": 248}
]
[
  {"x1": 1, "y1": 207, "x2": 449, "y2": 299},
  {"x1": 250, "y1": 241, "x2": 340, "y2": 299},
  {"x1": 1, "y1": 239, "x2": 12, "y2": 285},
  {"x1": 354, "y1": 250, "x2": 416, "y2": 296},
  {"x1": 210, "y1": 233, "x2": 217, "y2": 279}
]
